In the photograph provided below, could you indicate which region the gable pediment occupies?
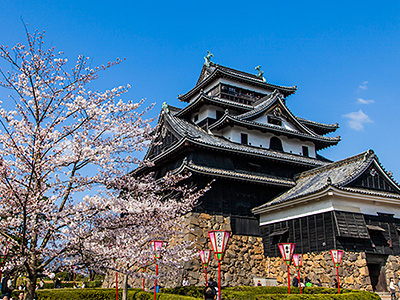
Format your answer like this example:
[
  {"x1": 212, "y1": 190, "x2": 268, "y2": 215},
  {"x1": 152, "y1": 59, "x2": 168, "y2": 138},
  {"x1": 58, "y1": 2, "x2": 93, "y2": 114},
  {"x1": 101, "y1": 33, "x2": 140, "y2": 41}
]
[
  {"x1": 345, "y1": 162, "x2": 400, "y2": 194},
  {"x1": 251, "y1": 103, "x2": 305, "y2": 133},
  {"x1": 145, "y1": 119, "x2": 180, "y2": 160}
]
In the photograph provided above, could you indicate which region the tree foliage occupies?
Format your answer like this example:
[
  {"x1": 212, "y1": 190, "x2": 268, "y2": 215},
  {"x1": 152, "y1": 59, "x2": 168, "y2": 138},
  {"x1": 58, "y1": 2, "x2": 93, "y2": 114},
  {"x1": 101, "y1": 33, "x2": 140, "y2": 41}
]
[{"x1": 0, "y1": 28, "x2": 206, "y2": 300}]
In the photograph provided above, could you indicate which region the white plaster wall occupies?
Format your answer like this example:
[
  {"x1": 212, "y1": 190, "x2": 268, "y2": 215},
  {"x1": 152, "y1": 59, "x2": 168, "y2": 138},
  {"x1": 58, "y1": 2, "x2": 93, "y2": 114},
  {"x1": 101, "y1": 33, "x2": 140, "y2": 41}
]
[
  {"x1": 253, "y1": 115, "x2": 299, "y2": 132},
  {"x1": 213, "y1": 125, "x2": 316, "y2": 158},
  {"x1": 193, "y1": 105, "x2": 224, "y2": 123},
  {"x1": 332, "y1": 196, "x2": 400, "y2": 219},
  {"x1": 282, "y1": 119, "x2": 298, "y2": 131},
  {"x1": 259, "y1": 198, "x2": 335, "y2": 225}
]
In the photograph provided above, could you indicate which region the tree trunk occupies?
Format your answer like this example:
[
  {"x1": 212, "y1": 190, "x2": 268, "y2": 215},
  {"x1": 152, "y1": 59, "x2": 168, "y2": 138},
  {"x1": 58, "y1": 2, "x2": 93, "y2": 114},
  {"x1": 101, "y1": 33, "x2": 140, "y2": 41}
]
[
  {"x1": 122, "y1": 273, "x2": 128, "y2": 300},
  {"x1": 25, "y1": 274, "x2": 37, "y2": 300},
  {"x1": 89, "y1": 269, "x2": 96, "y2": 281}
]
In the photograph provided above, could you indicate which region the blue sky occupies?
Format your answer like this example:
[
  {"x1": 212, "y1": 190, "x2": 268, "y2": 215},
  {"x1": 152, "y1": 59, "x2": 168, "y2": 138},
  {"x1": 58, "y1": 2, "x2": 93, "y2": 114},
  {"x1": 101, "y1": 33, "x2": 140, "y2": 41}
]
[{"x1": 1, "y1": 1, "x2": 400, "y2": 179}]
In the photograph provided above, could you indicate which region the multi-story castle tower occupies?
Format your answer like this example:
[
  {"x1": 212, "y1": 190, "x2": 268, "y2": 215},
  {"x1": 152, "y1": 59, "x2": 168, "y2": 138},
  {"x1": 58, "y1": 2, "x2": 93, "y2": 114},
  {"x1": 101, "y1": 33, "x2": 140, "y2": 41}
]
[{"x1": 137, "y1": 55, "x2": 400, "y2": 292}]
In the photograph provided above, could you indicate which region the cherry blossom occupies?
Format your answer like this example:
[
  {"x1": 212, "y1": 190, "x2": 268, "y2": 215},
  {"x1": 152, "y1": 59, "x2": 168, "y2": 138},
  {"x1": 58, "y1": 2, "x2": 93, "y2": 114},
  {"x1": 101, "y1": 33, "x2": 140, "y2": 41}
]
[{"x1": 0, "y1": 28, "x2": 208, "y2": 300}]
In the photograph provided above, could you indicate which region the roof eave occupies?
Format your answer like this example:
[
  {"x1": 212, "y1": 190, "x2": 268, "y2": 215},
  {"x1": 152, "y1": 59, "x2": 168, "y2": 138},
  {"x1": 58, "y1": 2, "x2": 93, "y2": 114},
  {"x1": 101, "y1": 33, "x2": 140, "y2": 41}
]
[{"x1": 179, "y1": 67, "x2": 297, "y2": 102}]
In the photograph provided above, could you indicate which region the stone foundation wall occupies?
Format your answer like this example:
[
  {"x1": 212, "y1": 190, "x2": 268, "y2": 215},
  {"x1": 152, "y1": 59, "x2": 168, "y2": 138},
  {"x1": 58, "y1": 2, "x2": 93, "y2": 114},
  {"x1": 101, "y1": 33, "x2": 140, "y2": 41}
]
[
  {"x1": 104, "y1": 212, "x2": 395, "y2": 292},
  {"x1": 265, "y1": 251, "x2": 372, "y2": 291},
  {"x1": 384, "y1": 255, "x2": 400, "y2": 287},
  {"x1": 180, "y1": 213, "x2": 267, "y2": 286}
]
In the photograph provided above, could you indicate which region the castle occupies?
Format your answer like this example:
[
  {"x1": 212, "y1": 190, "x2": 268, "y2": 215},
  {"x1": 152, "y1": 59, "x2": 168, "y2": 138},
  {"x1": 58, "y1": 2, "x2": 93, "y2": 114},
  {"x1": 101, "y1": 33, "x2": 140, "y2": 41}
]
[{"x1": 136, "y1": 55, "x2": 400, "y2": 292}]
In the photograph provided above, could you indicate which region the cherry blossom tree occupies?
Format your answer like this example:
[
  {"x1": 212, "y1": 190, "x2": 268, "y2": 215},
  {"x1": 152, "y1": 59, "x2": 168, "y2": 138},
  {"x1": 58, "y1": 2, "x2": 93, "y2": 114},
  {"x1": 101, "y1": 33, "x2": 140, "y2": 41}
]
[
  {"x1": 67, "y1": 172, "x2": 210, "y2": 300},
  {"x1": 0, "y1": 28, "x2": 206, "y2": 300}
]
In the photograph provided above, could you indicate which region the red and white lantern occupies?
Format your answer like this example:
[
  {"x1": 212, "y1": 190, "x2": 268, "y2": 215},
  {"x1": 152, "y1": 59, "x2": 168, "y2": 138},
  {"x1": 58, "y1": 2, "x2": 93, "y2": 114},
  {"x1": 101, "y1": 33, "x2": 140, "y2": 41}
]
[
  {"x1": 292, "y1": 254, "x2": 303, "y2": 294},
  {"x1": 208, "y1": 230, "x2": 230, "y2": 261},
  {"x1": 199, "y1": 250, "x2": 211, "y2": 268},
  {"x1": 208, "y1": 231, "x2": 230, "y2": 300},
  {"x1": 330, "y1": 249, "x2": 344, "y2": 268},
  {"x1": 278, "y1": 243, "x2": 296, "y2": 294},
  {"x1": 278, "y1": 243, "x2": 296, "y2": 266},
  {"x1": 150, "y1": 240, "x2": 168, "y2": 260},
  {"x1": 292, "y1": 254, "x2": 303, "y2": 270},
  {"x1": 330, "y1": 249, "x2": 344, "y2": 294}
]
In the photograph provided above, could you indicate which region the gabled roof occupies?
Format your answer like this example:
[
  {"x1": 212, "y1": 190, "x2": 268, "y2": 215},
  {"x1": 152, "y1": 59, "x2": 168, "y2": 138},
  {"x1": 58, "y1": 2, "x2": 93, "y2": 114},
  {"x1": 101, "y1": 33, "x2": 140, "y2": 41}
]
[
  {"x1": 235, "y1": 90, "x2": 333, "y2": 137},
  {"x1": 170, "y1": 157, "x2": 296, "y2": 187},
  {"x1": 179, "y1": 64, "x2": 297, "y2": 102},
  {"x1": 235, "y1": 89, "x2": 284, "y2": 120},
  {"x1": 145, "y1": 109, "x2": 331, "y2": 168},
  {"x1": 208, "y1": 91, "x2": 340, "y2": 150},
  {"x1": 253, "y1": 150, "x2": 400, "y2": 212},
  {"x1": 209, "y1": 113, "x2": 340, "y2": 150}
]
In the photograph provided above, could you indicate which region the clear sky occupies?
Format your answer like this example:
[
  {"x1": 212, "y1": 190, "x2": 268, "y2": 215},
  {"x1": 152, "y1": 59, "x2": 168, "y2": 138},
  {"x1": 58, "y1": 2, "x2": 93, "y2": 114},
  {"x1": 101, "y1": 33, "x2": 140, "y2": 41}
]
[{"x1": 1, "y1": 0, "x2": 400, "y2": 179}]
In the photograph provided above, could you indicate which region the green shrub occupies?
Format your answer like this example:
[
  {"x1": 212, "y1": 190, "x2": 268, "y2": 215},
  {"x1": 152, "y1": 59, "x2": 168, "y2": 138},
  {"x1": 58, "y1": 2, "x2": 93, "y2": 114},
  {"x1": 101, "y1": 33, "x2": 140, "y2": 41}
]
[
  {"x1": 158, "y1": 295, "x2": 199, "y2": 300},
  {"x1": 42, "y1": 281, "x2": 75, "y2": 289},
  {"x1": 161, "y1": 286, "x2": 204, "y2": 298},
  {"x1": 161, "y1": 286, "x2": 379, "y2": 300},
  {"x1": 35, "y1": 288, "x2": 145, "y2": 300},
  {"x1": 28, "y1": 286, "x2": 379, "y2": 300}
]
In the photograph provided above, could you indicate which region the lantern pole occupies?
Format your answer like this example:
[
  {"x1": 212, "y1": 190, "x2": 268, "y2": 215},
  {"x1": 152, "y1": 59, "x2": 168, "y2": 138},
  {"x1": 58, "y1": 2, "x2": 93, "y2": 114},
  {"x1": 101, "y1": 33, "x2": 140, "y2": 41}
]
[
  {"x1": 336, "y1": 267, "x2": 340, "y2": 294},
  {"x1": 140, "y1": 264, "x2": 147, "y2": 291},
  {"x1": 154, "y1": 263, "x2": 159, "y2": 300},
  {"x1": 330, "y1": 249, "x2": 344, "y2": 294},
  {"x1": 292, "y1": 254, "x2": 303, "y2": 294},
  {"x1": 208, "y1": 231, "x2": 230, "y2": 300},
  {"x1": 278, "y1": 243, "x2": 296, "y2": 295},
  {"x1": 114, "y1": 258, "x2": 118, "y2": 300},
  {"x1": 199, "y1": 250, "x2": 212, "y2": 286},
  {"x1": 0, "y1": 242, "x2": 10, "y2": 280},
  {"x1": 150, "y1": 240, "x2": 168, "y2": 300}
]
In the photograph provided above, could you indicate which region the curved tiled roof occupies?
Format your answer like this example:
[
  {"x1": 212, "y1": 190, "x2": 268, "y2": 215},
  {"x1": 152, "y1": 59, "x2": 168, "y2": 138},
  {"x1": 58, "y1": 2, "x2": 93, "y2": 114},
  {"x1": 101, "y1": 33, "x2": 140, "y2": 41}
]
[
  {"x1": 235, "y1": 90, "x2": 282, "y2": 120},
  {"x1": 254, "y1": 150, "x2": 400, "y2": 211},
  {"x1": 209, "y1": 114, "x2": 340, "y2": 146},
  {"x1": 339, "y1": 186, "x2": 400, "y2": 199},
  {"x1": 179, "y1": 64, "x2": 297, "y2": 102},
  {"x1": 296, "y1": 117, "x2": 339, "y2": 133},
  {"x1": 171, "y1": 158, "x2": 296, "y2": 187},
  {"x1": 231, "y1": 90, "x2": 339, "y2": 141},
  {"x1": 160, "y1": 112, "x2": 330, "y2": 167}
]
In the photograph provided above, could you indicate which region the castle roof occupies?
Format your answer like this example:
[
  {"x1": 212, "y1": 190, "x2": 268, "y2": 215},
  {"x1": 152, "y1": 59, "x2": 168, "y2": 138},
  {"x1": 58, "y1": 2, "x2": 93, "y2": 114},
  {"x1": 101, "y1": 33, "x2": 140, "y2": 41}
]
[
  {"x1": 178, "y1": 64, "x2": 297, "y2": 102},
  {"x1": 171, "y1": 157, "x2": 296, "y2": 187},
  {"x1": 208, "y1": 90, "x2": 340, "y2": 149},
  {"x1": 144, "y1": 110, "x2": 331, "y2": 168},
  {"x1": 253, "y1": 150, "x2": 400, "y2": 213}
]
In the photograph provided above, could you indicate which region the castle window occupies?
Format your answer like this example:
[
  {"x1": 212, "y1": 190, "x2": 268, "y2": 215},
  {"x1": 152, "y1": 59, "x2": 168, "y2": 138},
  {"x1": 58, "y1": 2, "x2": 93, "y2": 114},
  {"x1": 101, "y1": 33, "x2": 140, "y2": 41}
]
[
  {"x1": 241, "y1": 133, "x2": 248, "y2": 145},
  {"x1": 268, "y1": 116, "x2": 282, "y2": 126},
  {"x1": 269, "y1": 137, "x2": 283, "y2": 151},
  {"x1": 270, "y1": 228, "x2": 289, "y2": 245},
  {"x1": 302, "y1": 146, "x2": 309, "y2": 157}
]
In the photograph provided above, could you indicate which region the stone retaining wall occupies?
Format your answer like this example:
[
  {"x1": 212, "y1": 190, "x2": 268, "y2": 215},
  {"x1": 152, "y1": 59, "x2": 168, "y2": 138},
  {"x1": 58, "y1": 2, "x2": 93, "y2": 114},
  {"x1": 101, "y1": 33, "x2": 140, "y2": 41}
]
[{"x1": 104, "y1": 212, "x2": 395, "y2": 292}]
